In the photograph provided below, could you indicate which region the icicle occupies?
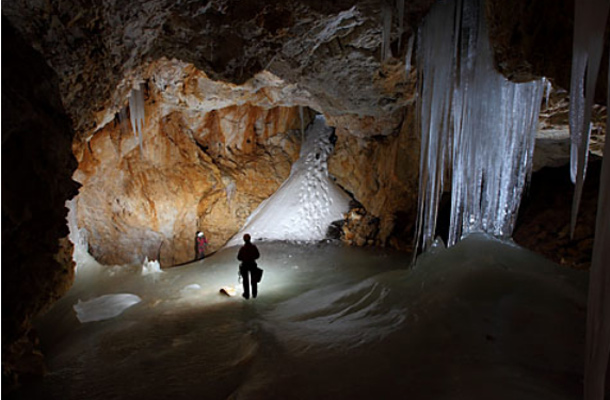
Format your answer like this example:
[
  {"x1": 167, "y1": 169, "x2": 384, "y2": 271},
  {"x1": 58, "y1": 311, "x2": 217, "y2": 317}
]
[
  {"x1": 543, "y1": 78, "x2": 552, "y2": 109},
  {"x1": 415, "y1": 0, "x2": 545, "y2": 252},
  {"x1": 128, "y1": 83, "x2": 146, "y2": 156},
  {"x1": 396, "y1": 0, "x2": 404, "y2": 49},
  {"x1": 299, "y1": 106, "x2": 305, "y2": 142},
  {"x1": 381, "y1": 4, "x2": 392, "y2": 61},
  {"x1": 568, "y1": 0, "x2": 609, "y2": 238},
  {"x1": 583, "y1": 36, "x2": 610, "y2": 400},
  {"x1": 404, "y1": 34, "x2": 415, "y2": 75}
]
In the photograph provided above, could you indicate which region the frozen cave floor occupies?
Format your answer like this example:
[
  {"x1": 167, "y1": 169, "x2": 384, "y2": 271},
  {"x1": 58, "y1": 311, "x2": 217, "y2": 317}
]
[{"x1": 12, "y1": 234, "x2": 588, "y2": 400}]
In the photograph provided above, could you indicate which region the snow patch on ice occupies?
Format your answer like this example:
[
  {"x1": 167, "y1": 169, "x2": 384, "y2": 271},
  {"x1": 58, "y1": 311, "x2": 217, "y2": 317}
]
[{"x1": 73, "y1": 294, "x2": 141, "y2": 323}]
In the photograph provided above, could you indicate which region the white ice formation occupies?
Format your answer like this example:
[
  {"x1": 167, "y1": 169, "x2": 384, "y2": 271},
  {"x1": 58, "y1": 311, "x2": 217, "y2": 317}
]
[
  {"x1": 73, "y1": 294, "x2": 141, "y2": 323},
  {"x1": 141, "y1": 257, "x2": 162, "y2": 276},
  {"x1": 128, "y1": 83, "x2": 146, "y2": 155},
  {"x1": 415, "y1": 0, "x2": 545, "y2": 252},
  {"x1": 572, "y1": 1, "x2": 610, "y2": 399},
  {"x1": 227, "y1": 115, "x2": 350, "y2": 245},
  {"x1": 66, "y1": 198, "x2": 98, "y2": 274}
]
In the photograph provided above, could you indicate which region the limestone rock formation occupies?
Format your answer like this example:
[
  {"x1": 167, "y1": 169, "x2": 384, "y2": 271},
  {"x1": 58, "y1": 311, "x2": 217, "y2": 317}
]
[
  {"x1": 73, "y1": 61, "x2": 309, "y2": 266},
  {"x1": 1, "y1": 0, "x2": 434, "y2": 139},
  {"x1": 328, "y1": 104, "x2": 420, "y2": 248}
]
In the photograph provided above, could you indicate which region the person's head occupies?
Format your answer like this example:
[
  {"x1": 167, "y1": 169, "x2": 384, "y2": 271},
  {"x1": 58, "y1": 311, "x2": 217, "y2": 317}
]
[
  {"x1": 197, "y1": 231, "x2": 204, "y2": 237},
  {"x1": 243, "y1": 233, "x2": 251, "y2": 243}
]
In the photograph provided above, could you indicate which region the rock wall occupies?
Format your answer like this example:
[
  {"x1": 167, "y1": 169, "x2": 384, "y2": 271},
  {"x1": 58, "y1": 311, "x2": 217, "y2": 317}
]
[
  {"x1": 486, "y1": 0, "x2": 608, "y2": 104},
  {"x1": 514, "y1": 161, "x2": 602, "y2": 269},
  {"x1": 73, "y1": 68, "x2": 308, "y2": 266},
  {"x1": 1, "y1": 0, "x2": 434, "y2": 138},
  {"x1": 328, "y1": 103, "x2": 420, "y2": 249},
  {"x1": 1, "y1": 18, "x2": 79, "y2": 389}
]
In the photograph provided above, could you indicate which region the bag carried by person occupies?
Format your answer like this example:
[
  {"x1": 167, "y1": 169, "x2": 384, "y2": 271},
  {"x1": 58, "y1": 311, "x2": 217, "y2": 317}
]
[{"x1": 253, "y1": 266, "x2": 264, "y2": 283}]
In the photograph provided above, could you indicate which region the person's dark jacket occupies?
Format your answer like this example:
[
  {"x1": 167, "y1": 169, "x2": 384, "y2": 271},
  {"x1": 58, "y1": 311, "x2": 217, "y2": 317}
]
[{"x1": 238, "y1": 242, "x2": 260, "y2": 268}]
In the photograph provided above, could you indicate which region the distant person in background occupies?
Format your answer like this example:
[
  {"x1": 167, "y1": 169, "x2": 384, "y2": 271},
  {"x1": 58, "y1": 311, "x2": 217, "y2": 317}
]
[
  {"x1": 195, "y1": 231, "x2": 208, "y2": 260},
  {"x1": 238, "y1": 233, "x2": 261, "y2": 299}
]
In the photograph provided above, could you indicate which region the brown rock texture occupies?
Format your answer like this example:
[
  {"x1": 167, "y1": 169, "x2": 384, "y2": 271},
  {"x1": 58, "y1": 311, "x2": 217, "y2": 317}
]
[
  {"x1": 73, "y1": 64, "x2": 308, "y2": 266},
  {"x1": 328, "y1": 103, "x2": 420, "y2": 249},
  {"x1": 1, "y1": 0, "x2": 434, "y2": 138},
  {"x1": 1, "y1": 18, "x2": 79, "y2": 389}
]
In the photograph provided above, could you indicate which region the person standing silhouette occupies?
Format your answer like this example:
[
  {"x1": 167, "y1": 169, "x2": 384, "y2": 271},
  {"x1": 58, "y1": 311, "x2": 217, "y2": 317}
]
[{"x1": 237, "y1": 233, "x2": 260, "y2": 299}]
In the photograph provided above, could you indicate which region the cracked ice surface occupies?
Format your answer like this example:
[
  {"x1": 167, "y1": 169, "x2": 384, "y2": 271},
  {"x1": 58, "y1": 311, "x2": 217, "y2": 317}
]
[{"x1": 227, "y1": 115, "x2": 350, "y2": 246}]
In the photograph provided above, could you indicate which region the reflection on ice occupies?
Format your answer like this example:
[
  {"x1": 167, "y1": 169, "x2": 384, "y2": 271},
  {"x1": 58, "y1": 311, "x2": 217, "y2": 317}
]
[{"x1": 23, "y1": 236, "x2": 587, "y2": 400}]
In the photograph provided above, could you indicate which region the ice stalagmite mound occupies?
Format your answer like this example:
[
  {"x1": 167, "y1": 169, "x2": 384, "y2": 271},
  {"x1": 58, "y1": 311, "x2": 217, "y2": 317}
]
[{"x1": 228, "y1": 115, "x2": 350, "y2": 245}]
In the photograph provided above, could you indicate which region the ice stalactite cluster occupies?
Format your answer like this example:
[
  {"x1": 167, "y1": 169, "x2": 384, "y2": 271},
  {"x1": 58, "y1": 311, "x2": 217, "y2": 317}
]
[
  {"x1": 128, "y1": 83, "x2": 146, "y2": 155},
  {"x1": 573, "y1": 1, "x2": 610, "y2": 399},
  {"x1": 227, "y1": 115, "x2": 350, "y2": 245},
  {"x1": 415, "y1": 0, "x2": 545, "y2": 252}
]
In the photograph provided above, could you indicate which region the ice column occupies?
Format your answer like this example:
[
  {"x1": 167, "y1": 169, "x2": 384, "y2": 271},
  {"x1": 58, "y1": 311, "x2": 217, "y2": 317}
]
[
  {"x1": 568, "y1": 0, "x2": 610, "y2": 238},
  {"x1": 584, "y1": 38, "x2": 610, "y2": 400},
  {"x1": 415, "y1": 0, "x2": 545, "y2": 252},
  {"x1": 128, "y1": 83, "x2": 146, "y2": 155}
]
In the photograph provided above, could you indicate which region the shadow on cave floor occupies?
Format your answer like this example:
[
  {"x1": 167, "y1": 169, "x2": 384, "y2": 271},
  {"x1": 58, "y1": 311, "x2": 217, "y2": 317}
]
[{"x1": 8, "y1": 237, "x2": 587, "y2": 400}]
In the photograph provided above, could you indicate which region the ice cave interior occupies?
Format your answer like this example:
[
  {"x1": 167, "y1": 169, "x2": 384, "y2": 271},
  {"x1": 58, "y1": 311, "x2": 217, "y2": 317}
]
[{"x1": 2, "y1": 0, "x2": 609, "y2": 399}]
